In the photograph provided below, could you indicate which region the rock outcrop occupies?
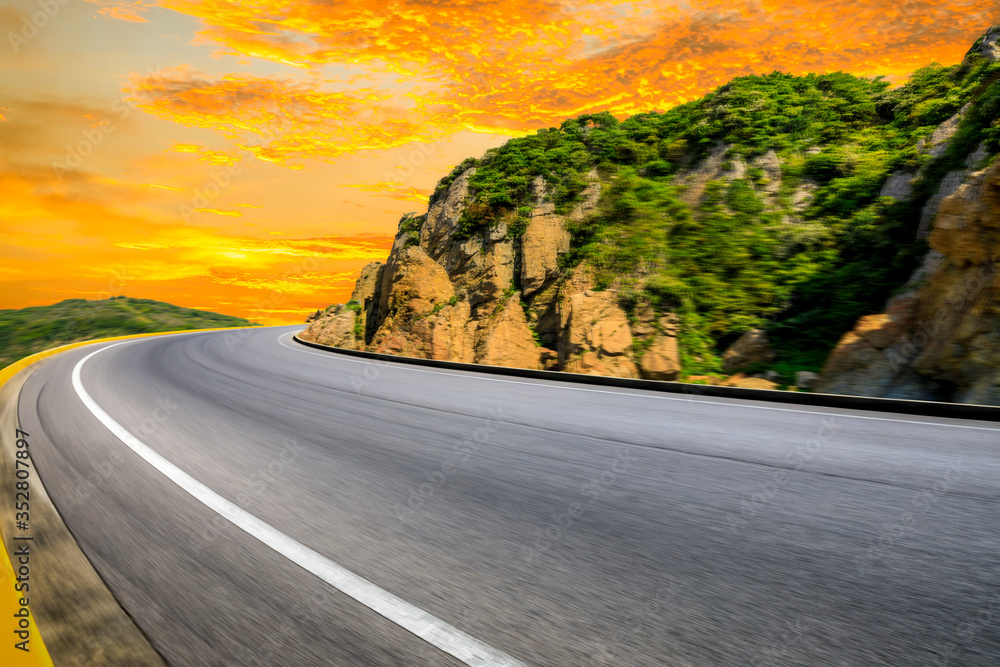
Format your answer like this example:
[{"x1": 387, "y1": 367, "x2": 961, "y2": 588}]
[
  {"x1": 475, "y1": 296, "x2": 541, "y2": 370},
  {"x1": 299, "y1": 164, "x2": 681, "y2": 377},
  {"x1": 559, "y1": 289, "x2": 638, "y2": 377},
  {"x1": 968, "y1": 24, "x2": 1000, "y2": 62},
  {"x1": 721, "y1": 329, "x2": 775, "y2": 374},
  {"x1": 816, "y1": 159, "x2": 1000, "y2": 403},
  {"x1": 301, "y1": 305, "x2": 358, "y2": 349}
]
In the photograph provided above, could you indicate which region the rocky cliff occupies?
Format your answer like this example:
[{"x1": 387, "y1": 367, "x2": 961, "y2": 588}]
[
  {"x1": 303, "y1": 167, "x2": 683, "y2": 378},
  {"x1": 816, "y1": 157, "x2": 1000, "y2": 403},
  {"x1": 302, "y1": 27, "x2": 1000, "y2": 399}
]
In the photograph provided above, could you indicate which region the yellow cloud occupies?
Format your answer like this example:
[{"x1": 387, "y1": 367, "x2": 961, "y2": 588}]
[
  {"x1": 344, "y1": 182, "x2": 430, "y2": 203},
  {"x1": 195, "y1": 207, "x2": 241, "y2": 216}
]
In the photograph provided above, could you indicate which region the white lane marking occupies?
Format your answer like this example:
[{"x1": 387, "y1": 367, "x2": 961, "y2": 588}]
[
  {"x1": 72, "y1": 341, "x2": 527, "y2": 667},
  {"x1": 278, "y1": 333, "x2": 1000, "y2": 433}
]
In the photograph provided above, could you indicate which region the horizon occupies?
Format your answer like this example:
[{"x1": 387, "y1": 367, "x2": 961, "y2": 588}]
[{"x1": 2, "y1": 2, "x2": 998, "y2": 325}]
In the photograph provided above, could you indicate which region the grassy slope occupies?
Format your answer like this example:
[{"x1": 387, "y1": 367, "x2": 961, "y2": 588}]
[
  {"x1": 0, "y1": 297, "x2": 257, "y2": 368},
  {"x1": 414, "y1": 40, "x2": 999, "y2": 382}
]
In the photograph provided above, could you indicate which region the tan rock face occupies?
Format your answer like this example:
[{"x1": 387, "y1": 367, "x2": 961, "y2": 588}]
[
  {"x1": 526, "y1": 281, "x2": 561, "y2": 346},
  {"x1": 475, "y1": 240, "x2": 515, "y2": 311},
  {"x1": 351, "y1": 261, "x2": 383, "y2": 343},
  {"x1": 817, "y1": 159, "x2": 1000, "y2": 404},
  {"x1": 427, "y1": 300, "x2": 475, "y2": 362},
  {"x1": 521, "y1": 214, "x2": 570, "y2": 297},
  {"x1": 475, "y1": 297, "x2": 541, "y2": 369},
  {"x1": 368, "y1": 246, "x2": 471, "y2": 360},
  {"x1": 375, "y1": 231, "x2": 419, "y2": 320},
  {"x1": 420, "y1": 168, "x2": 474, "y2": 261},
  {"x1": 559, "y1": 290, "x2": 638, "y2": 378},
  {"x1": 381, "y1": 246, "x2": 454, "y2": 319},
  {"x1": 631, "y1": 303, "x2": 657, "y2": 338},
  {"x1": 721, "y1": 329, "x2": 775, "y2": 373},
  {"x1": 371, "y1": 300, "x2": 475, "y2": 363},
  {"x1": 851, "y1": 313, "x2": 907, "y2": 349},
  {"x1": 351, "y1": 262, "x2": 382, "y2": 305},
  {"x1": 520, "y1": 172, "x2": 600, "y2": 299},
  {"x1": 300, "y1": 309, "x2": 357, "y2": 350},
  {"x1": 929, "y1": 162, "x2": 1000, "y2": 265},
  {"x1": 918, "y1": 169, "x2": 975, "y2": 239},
  {"x1": 633, "y1": 311, "x2": 680, "y2": 381}
]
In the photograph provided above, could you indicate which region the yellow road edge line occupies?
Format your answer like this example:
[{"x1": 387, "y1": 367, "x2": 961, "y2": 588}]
[{"x1": 0, "y1": 326, "x2": 257, "y2": 665}]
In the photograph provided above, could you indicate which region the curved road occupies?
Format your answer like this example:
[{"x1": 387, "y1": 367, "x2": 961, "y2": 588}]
[{"x1": 17, "y1": 326, "x2": 1000, "y2": 665}]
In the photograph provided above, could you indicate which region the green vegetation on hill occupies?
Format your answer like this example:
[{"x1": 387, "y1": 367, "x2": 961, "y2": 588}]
[
  {"x1": 429, "y1": 50, "x2": 1000, "y2": 377},
  {"x1": 0, "y1": 297, "x2": 257, "y2": 368}
]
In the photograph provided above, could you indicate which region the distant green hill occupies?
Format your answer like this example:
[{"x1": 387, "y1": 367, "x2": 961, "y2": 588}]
[{"x1": 0, "y1": 297, "x2": 258, "y2": 368}]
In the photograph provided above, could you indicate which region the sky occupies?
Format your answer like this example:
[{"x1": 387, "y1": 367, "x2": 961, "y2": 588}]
[{"x1": 0, "y1": 1, "x2": 997, "y2": 325}]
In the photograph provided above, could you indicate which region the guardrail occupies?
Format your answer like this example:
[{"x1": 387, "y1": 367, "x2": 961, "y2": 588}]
[{"x1": 292, "y1": 334, "x2": 1000, "y2": 422}]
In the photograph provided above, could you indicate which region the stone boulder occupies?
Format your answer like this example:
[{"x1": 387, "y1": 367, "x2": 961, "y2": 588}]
[
  {"x1": 638, "y1": 334, "x2": 680, "y2": 381},
  {"x1": 795, "y1": 371, "x2": 819, "y2": 390},
  {"x1": 721, "y1": 329, "x2": 775, "y2": 374}
]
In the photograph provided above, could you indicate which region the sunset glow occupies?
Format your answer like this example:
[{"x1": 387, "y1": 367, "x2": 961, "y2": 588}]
[{"x1": 2, "y1": 0, "x2": 997, "y2": 324}]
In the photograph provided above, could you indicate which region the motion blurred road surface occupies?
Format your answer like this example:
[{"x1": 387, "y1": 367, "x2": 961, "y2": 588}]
[{"x1": 17, "y1": 326, "x2": 1000, "y2": 665}]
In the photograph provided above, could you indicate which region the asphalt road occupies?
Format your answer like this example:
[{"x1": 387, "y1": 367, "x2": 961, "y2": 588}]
[{"x1": 17, "y1": 325, "x2": 1000, "y2": 666}]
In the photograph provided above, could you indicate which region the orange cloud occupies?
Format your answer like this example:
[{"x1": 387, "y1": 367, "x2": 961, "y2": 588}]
[
  {"x1": 109, "y1": 0, "x2": 998, "y2": 168},
  {"x1": 128, "y1": 68, "x2": 443, "y2": 165}
]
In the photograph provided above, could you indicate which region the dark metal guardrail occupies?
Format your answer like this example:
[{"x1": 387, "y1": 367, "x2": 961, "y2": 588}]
[{"x1": 293, "y1": 334, "x2": 1000, "y2": 422}]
